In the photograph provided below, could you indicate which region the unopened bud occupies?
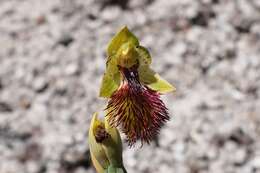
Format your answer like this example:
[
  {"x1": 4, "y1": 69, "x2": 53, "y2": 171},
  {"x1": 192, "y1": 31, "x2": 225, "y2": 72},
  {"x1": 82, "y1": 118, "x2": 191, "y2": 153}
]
[
  {"x1": 88, "y1": 113, "x2": 109, "y2": 173},
  {"x1": 89, "y1": 113, "x2": 126, "y2": 173}
]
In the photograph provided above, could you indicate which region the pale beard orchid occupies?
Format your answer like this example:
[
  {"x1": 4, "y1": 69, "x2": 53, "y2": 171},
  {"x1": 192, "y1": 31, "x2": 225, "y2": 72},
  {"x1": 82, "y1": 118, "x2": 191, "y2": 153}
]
[{"x1": 99, "y1": 27, "x2": 176, "y2": 146}]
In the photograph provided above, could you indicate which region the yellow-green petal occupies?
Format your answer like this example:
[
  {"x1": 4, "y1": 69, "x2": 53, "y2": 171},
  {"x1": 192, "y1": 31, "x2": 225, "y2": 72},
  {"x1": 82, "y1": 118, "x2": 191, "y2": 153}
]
[{"x1": 136, "y1": 45, "x2": 152, "y2": 66}]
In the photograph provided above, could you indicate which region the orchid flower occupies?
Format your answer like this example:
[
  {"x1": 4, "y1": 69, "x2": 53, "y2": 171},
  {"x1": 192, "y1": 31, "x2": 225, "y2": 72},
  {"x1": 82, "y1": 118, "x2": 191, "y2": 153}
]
[{"x1": 99, "y1": 27, "x2": 176, "y2": 146}]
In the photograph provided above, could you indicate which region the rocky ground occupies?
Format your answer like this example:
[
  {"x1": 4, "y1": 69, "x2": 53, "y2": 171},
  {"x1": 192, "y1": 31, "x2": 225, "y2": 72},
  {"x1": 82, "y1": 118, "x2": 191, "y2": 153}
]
[{"x1": 0, "y1": 0, "x2": 260, "y2": 173}]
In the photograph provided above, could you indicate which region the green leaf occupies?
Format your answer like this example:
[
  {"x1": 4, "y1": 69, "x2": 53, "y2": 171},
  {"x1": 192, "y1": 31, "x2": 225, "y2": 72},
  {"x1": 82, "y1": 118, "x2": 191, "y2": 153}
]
[
  {"x1": 107, "y1": 165, "x2": 126, "y2": 173},
  {"x1": 138, "y1": 65, "x2": 176, "y2": 93},
  {"x1": 107, "y1": 26, "x2": 139, "y2": 57},
  {"x1": 107, "y1": 165, "x2": 116, "y2": 173}
]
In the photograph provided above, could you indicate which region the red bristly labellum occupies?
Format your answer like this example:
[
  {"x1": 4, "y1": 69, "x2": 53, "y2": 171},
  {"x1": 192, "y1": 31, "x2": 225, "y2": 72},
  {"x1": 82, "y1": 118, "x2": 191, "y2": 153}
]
[{"x1": 106, "y1": 65, "x2": 169, "y2": 146}]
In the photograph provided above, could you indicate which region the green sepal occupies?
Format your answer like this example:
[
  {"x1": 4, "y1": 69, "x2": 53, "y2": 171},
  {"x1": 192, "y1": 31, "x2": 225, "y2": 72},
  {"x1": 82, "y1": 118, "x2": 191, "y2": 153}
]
[
  {"x1": 136, "y1": 45, "x2": 175, "y2": 93},
  {"x1": 100, "y1": 26, "x2": 140, "y2": 98},
  {"x1": 107, "y1": 26, "x2": 139, "y2": 57},
  {"x1": 138, "y1": 65, "x2": 176, "y2": 93},
  {"x1": 99, "y1": 56, "x2": 121, "y2": 98},
  {"x1": 99, "y1": 70, "x2": 120, "y2": 98},
  {"x1": 100, "y1": 26, "x2": 176, "y2": 98}
]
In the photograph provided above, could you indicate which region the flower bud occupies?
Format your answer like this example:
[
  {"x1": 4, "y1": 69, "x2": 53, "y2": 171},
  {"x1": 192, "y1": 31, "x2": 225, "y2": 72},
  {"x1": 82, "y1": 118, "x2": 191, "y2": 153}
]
[
  {"x1": 102, "y1": 116, "x2": 124, "y2": 168},
  {"x1": 88, "y1": 113, "x2": 109, "y2": 173},
  {"x1": 89, "y1": 113, "x2": 126, "y2": 173}
]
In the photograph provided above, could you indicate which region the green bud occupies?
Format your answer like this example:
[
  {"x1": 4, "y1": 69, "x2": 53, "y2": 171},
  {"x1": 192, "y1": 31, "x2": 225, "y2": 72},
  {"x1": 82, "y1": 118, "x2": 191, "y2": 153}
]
[
  {"x1": 102, "y1": 116, "x2": 124, "y2": 168},
  {"x1": 88, "y1": 113, "x2": 126, "y2": 173},
  {"x1": 88, "y1": 113, "x2": 109, "y2": 173}
]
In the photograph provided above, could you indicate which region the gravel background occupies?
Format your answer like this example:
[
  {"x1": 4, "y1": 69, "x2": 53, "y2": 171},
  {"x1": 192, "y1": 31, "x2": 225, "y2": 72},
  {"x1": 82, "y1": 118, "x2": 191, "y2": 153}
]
[{"x1": 1, "y1": 0, "x2": 260, "y2": 173}]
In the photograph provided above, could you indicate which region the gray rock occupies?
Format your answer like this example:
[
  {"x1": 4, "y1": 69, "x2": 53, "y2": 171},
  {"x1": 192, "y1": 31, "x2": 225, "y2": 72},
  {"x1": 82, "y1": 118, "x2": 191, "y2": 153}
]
[{"x1": 32, "y1": 77, "x2": 48, "y2": 93}]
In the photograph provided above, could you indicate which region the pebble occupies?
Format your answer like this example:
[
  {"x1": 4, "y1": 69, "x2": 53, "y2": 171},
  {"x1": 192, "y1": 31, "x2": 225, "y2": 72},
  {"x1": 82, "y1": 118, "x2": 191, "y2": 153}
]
[
  {"x1": 57, "y1": 34, "x2": 74, "y2": 47},
  {"x1": 53, "y1": 80, "x2": 68, "y2": 96},
  {"x1": 250, "y1": 156, "x2": 260, "y2": 168},
  {"x1": 33, "y1": 77, "x2": 48, "y2": 93},
  {"x1": 65, "y1": 63, "x2": 80, "y2": 76},
  {"x1": 0, "y1": 101, "x2": 13, "y2": 112}
]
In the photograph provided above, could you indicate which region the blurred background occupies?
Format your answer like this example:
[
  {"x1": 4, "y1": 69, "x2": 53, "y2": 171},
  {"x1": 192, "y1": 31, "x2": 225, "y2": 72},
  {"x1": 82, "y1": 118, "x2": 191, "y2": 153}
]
[{"x1": 0, "y1": 0, "x2": 260, "y2": 173}]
